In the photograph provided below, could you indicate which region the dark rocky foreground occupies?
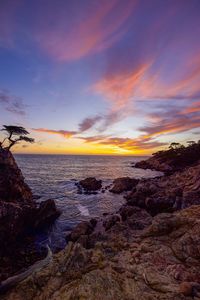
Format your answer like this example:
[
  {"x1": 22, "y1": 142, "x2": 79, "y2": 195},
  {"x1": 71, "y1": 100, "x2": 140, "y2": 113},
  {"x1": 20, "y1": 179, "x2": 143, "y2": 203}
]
[
  {"x1": 2, "y1": 154, "x2": 200, "y2": 299},
  {"x1": 0, "y1": 149, "x2": 60, "y2": 282}
]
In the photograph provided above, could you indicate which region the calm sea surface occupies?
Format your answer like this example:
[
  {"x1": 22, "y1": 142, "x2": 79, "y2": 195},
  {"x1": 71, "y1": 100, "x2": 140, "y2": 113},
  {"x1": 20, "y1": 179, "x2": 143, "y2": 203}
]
[{"x1": 15, "y1": 155, "x2": 161, "y2": 250}]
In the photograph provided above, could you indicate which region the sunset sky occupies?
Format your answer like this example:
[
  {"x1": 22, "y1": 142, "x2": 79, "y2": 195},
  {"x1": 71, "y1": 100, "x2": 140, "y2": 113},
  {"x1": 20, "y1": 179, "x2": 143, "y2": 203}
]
[{"x1": 0, "y1": 0, "x2": 200, "y2": 155}]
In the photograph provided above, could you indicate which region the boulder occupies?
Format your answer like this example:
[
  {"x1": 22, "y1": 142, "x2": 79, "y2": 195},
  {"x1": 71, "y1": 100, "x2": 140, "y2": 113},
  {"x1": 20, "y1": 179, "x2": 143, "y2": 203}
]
[
  {"x1": 119, "y1": 205, "x2": 152, "y2": 230},
  {"x1": 67, "y1": 219, "x2": 97, "y2": 243},
  {"x1": 79, "y1": 177, "x2": 102, "y2": 191},
  {"x1": 109, "y1": 177, "x2": 139, "y2": 194},
  {"x1": 33, "y1": 199, "x2": 60, "y2": 229}
]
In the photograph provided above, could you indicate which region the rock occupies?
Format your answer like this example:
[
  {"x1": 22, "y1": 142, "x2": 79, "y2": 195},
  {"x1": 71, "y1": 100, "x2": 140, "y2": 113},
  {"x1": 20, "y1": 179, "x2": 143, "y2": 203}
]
[
  {"x1": 79, "y1": 177, "x2": 102, "y2": 191},
  {"x1": 0, "y1": 149, "x2": 35, "y2": 245},
  {"x1": 103, "y1": 215, "x2": 120, "y2": 230},
  {"x1": 67, "y1": 219, "x2": 97, "y2": 243},
  {"x1": 119, "y1": 205, "x2": 152, "y2": 230},
  {"x1": 3, "y1": 156, "x2": 200, "y2": 299},
  {"x1": 33, "y1": 199, "x2": 60, "y2": 229},
  {"x1": 4, "y1": 205, "x2": 200, "y2": 300},
  {"x1": 0, "y1": 149, "x2": 33, "y2": 203},
  {"x1": 135, "y1": 157, "x2": 172, "y2": 173},
  {"x1": 126, "y1": 162, "x2": 200, "y2": 215},
  {"x1": 0, "y1": 149, "x2": 60, "y2": 282},
  {"x1": 134, "y1": 142, "x2": 200, "y2": 174},
  {"x1": 179, "y1": 282, "x2": 193, "y2": 296},
  {"x1": 109, "y1": 177, "x2": 139, "y2": 194}
]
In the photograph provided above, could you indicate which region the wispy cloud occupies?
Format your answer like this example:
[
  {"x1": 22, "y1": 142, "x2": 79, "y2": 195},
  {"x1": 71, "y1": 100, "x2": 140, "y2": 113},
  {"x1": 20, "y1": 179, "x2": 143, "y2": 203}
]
[
  {"x1": 33, "y1": 128, "x2": 77, "y2": 138},
  {"x1": 78, "y1": 115, "x2": 102, "y2": 132},
  {"x1": 0, "y1": 89, "x2": 26, "y2": 115},
  {"x1": 32, "y1": 0, "x2": 135, "y2": 61},
  {"x1": 80, "y1": 135, "x2": 166, "y2": 152},
  {"x1": 140, "y1": 106, "x2": 200, "y2": 138}
]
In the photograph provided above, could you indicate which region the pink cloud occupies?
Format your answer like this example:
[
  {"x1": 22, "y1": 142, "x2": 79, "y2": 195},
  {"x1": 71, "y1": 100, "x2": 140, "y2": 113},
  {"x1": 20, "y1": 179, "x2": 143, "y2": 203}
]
[{"x1": 33, "y1": 0, "x2": 136, "y2": 61}]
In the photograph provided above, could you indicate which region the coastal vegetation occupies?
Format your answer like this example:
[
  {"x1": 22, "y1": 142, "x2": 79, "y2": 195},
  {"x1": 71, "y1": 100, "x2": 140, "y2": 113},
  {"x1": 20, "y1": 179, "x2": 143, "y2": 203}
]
[
  {"x1": 0, "y1": 125, "x2": 34, "y2": 151},
  {"x1": 152, "y1": 140, "x2": 200, "y2": 168}
]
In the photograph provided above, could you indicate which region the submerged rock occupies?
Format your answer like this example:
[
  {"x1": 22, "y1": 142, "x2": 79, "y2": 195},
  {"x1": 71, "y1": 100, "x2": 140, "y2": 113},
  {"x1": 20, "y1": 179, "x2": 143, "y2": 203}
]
[
  {"x1": 79, "y1": 177, "x2": 102, "y2": 191},
  {"x1": 109, "y1": 177, "x2": 139, "y2": 194}
]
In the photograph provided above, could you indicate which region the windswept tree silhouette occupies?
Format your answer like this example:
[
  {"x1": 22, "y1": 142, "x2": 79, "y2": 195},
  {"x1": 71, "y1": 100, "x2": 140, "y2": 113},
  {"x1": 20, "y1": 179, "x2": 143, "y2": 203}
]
[
  {"x1": 169, "y1": 142, "x2": 182, "y2": 150},
  {"x1": 0, "y1": 125, "x2": 34, "y2": 150}
]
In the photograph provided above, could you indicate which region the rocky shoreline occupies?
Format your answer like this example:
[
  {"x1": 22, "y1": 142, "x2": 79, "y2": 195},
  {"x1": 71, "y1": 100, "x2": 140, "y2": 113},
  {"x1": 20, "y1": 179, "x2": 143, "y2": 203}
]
[
  {"x1": 2, "y1": 147, "x2": 200, "y2": 299},
  {"x1": 0, "y1": 149, "x2": 60, "y2": 282}
]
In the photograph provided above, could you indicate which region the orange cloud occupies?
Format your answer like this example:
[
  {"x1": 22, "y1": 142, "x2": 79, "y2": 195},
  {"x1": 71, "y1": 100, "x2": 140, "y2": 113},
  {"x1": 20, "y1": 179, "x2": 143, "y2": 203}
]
[
  {"x1": 33, "y1": 128, "x2": 77, "y2": 138},
  {"x1": 81, "y1": 135, "x2": 166, "y2": 152}
]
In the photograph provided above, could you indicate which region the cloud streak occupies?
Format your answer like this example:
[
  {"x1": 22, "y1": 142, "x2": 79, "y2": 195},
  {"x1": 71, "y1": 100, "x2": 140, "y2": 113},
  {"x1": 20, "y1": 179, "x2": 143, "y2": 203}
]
[
  {"x1": 33, "y1": 128, "x2": 77, "y2": 138},
  {"x1": 0, "y1": 89, "x2": 26, "y2": 115},
  {"x1": 78, "y1": 115, "x2": 102, "y2": 132},
  {"x1": 30, "y1": 0, "x2": 136, "y2": 61}
]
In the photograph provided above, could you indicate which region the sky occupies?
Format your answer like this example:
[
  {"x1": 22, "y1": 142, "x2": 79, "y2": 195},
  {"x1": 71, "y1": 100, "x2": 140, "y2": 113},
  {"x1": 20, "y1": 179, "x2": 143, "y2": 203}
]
[{"x1": 0, "y1": 0, "x2": 200, "y2": 155}]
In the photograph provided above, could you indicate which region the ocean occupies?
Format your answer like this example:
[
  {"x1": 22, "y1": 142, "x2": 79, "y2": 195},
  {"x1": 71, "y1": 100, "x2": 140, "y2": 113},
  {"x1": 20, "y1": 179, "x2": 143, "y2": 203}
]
[{"x1": 15, "y1": 154, "x2": 161, "y2": 250}]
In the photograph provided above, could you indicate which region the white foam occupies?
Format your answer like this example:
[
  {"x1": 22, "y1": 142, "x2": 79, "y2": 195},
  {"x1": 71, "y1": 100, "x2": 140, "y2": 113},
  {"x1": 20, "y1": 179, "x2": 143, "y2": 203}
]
[{"x1": 77, "y1": 204, "x2": 90, "y2": 216}]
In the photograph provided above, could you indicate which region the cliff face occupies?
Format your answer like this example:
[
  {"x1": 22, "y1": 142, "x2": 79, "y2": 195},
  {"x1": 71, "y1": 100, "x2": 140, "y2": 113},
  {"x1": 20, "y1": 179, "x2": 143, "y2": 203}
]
[
  {"x1": 0, "y1": 149, "x2": 35, "y2": 244},
  {"x1": 0, "y1": 149, "x2": 33, "y2": 203},
  {"x1": 3, "y1": 162, "x2": 200, "y2": 299},
  {"x1": 0, "y1": 149, "x2": 60, "y2": 282}
]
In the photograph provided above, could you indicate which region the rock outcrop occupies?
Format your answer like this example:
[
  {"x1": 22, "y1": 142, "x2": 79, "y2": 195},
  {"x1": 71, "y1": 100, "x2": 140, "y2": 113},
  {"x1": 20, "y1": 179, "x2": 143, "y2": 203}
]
[
  {"x1": 33, "y1": 199, "x2": 60, "y2": 229},
  {"x1": 0, "y1": 149, "x2": 60, "y2": 281},
  {"x1": 3, "y1": 204, "x2": 200, "y2": 299},
  {"x1": 126, "y1": 162, "x2": 200, "y2": 215},
  {"x1": 110, "y1": 177, "x2": 139, "y2": 194},
  {"x1": 0, "y1": 149, "x2": 35, "y2": 244},
  {"x1": 134, "y1": 141, "x2": 200, "y2": 174},
  {"x1": 79, "y1": 177, "x2": 102, "y2": 191},
  {"x1": 134, "y1": 155, "x2": 173, "y2": 173}
]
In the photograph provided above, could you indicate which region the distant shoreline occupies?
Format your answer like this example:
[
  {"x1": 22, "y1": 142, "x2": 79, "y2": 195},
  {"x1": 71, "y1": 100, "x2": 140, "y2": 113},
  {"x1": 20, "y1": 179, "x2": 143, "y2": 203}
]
[{"x1": 14, "y1": 153, "x2": 149, "y2": 157}]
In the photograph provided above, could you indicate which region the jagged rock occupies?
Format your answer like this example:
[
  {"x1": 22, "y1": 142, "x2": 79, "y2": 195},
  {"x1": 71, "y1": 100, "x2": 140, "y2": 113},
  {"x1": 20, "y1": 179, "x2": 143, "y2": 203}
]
[
  {"x1": 3, "y1": 205, "x2": 200, "y2": 299},
  {"x1": 134, "y1": 142, "x2": 200, "y2": 174},
  {"x1": 126, "y1": 162, "x2": 200, "y2": 215},
  {"x1": 0, "y1": 149, "x2": 60, "y2": 282},
  {"x1": 135, "y1": 157, "x2": 173, "y2": 173},
  {"x1": 119, "y1": 205, "x2": 152, "y2": 230},
  {"x1": 2, "y1": 154, "x2": 200, "y2": 299},
  {"x1": 109, "y1": 177, "x2": 139, "y2": 194},
  {"x1": 0, "y1": 149, "x2": 35, "y2": 244},
  {"x1": 79, "y1": 177, "x2": 102, "y2": 191},
  {"x1": 67, "y1": 219, "x2": 97, "y2": 243},
  {"x1": 33, "y1": 199, "x2": 60, "y2": 229},
  {"x1": 103, "y1": 215, "x2": 120, "y2": 230},
  {"x1": 0, "y1": 149, "x2": 33, "y2": 203}
]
